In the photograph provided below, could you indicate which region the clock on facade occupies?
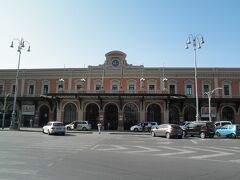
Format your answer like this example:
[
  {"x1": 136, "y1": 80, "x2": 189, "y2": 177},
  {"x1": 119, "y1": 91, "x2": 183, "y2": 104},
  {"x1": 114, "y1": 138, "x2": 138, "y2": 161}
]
[{"x1": 112, "y1": 59, "x2": 119, "y2": 67}]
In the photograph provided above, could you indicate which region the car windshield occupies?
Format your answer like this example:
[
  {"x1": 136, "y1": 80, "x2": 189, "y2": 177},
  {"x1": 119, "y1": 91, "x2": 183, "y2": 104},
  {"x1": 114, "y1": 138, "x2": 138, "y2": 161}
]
[{"x1": 53, "y1": 123, "x2": 64, "y2": 126}]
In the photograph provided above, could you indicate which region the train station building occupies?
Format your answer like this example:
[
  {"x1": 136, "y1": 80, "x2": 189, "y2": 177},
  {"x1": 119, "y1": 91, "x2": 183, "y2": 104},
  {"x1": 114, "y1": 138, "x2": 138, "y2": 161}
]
[{"x1": 0, "y1": 51, "x2": 240, "y2": 130}]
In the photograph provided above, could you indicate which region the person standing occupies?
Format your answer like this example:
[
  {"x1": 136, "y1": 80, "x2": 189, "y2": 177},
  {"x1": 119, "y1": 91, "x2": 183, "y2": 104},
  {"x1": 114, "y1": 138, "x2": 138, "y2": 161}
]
[
  {"x1": 30, "y1": 118, "x2": 33, "y2": 128},
  {"x1": 97, "y1": 122, "x2": 102, "y2": 134}
]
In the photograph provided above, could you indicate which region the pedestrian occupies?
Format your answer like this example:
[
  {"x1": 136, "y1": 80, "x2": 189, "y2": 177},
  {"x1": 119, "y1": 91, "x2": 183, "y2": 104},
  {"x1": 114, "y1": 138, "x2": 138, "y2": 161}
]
[
  {"x1": 30, "y1": 118, "x2": 33, "y2": 128},
  {"x1": 97, "y1": 122, "x2": 102, "y2": 134}
]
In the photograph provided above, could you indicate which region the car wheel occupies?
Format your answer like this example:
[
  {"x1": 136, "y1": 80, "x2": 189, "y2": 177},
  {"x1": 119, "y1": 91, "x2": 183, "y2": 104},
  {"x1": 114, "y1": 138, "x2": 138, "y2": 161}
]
[
  {"x1": 231, "y1": 133, "x2": 236, "y2": 138},
  {"x1": 166, "y1": 132, "x2": 171, "y2": 139},
  {"x1": 200, "y1": 132, "x2": 206, "y2": 139},
  {"x1": 151, "y1": 131, "x2": 156, "y2": 137},
  {"x1": 82, "y1": 127, "x2": 87, "y2": 131},
  {"x1": 178, "y1": 135, "x2": 182, "y2": 139},
  {"x1": 67, "y1": 127, "x2": 71, "y2": 130},
  {"x1": 134, "y1": 128, "x2": 138, "y2": 132},
  {"x1": 216, "y1": 132, "x2": 221, "y2": 137}
]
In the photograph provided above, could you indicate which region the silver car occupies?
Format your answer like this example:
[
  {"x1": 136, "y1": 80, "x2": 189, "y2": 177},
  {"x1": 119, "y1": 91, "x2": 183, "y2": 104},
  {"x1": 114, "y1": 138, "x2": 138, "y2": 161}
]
[{"x1": 151, "y1": 124, "x2": 183, "y2": 139}]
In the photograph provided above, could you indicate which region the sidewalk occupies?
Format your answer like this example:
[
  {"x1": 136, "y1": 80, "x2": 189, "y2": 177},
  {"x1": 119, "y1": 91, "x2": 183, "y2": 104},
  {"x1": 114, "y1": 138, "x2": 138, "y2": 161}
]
[{"x1": 1, "y1": 127, "x2": 151, "y2": 135}]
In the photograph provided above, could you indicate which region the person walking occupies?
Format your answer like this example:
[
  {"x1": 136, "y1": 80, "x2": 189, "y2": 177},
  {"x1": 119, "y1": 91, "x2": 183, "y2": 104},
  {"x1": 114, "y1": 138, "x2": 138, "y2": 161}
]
[{"x1": 97, "y1": 122, "x2": 102, "y2": 134}]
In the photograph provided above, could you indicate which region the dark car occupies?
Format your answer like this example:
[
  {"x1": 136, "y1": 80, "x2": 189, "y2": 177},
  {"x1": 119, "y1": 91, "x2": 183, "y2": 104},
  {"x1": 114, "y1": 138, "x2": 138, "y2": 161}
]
[{"x1": 182, "y1": 121, "x2": 215, "y2": 139}]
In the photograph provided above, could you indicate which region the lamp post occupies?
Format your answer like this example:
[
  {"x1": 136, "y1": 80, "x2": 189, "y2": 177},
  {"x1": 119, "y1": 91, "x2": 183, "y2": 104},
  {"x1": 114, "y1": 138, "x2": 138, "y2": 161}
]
[
  {"x1": 10, "y1": 38, "x2": 30, "y2": 130},
  {"x1": 140, "y1": 77, "x2": 145, "y2": 89},
  {"x1": 204, "y1": 87, "x2": 222, "y2": 122},
  {"x1": 58, "y1": 78, "x2": 65, "y2": 92},
  {"x1": 2, "y1": 93, "x2": 10, "y2": 129},
  {"x1": 185, "y1": 34, "x2": 205, "y2": 121}
]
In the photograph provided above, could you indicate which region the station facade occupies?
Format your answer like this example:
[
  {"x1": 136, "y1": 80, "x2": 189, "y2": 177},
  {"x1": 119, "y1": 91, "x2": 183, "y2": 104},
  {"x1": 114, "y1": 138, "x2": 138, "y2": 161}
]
[{"x1": 0, "y1": 51, "x2": 240, "y2": 130}]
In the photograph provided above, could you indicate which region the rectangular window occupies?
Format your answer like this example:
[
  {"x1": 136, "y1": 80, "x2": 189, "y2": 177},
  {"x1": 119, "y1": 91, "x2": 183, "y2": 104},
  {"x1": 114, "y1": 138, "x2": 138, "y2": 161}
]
[
  {"x1": 128, "y1": 85, "x2": 135, "y2": 92},
  {"x1": 203, "y1": 84, "x2": 209, "y2": 94},
  {"x1": 149, "y1": 85, "x2": 155, "y2": 91},
  {"x1": 43, "y1": 85, "x2": 48, "y2": 94},
  {"x1": 224, "y1": 85, "x2": 230, "y2": 96},
  {"x1": 29, "y1": 85, "x2": 34, "y2": 95},
  {"x1": 96, "y1": 84, "x2": 101, "y2": 91},
  {"x1": 112, "y1": 85, "x2": 118, "y2": 91},
  {"x1": 186, "y1": 85, "x2": 192, "y2": 95},
  {"x1": 170, "y1": 85, "x2": 175, "y2": 94}
]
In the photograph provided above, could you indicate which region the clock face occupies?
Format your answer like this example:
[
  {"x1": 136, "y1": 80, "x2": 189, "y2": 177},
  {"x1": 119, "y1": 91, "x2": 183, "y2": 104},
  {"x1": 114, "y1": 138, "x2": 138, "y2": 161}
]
[{"x1": 112, "y1": 59, "x2": 119, "y2": 67}]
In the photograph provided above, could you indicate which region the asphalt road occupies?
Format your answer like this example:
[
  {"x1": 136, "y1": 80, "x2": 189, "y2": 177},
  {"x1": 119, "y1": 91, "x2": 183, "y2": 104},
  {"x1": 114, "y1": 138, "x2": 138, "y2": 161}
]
[{"x1": 0, "y1": 131, "x2": 240, "y2": 180}]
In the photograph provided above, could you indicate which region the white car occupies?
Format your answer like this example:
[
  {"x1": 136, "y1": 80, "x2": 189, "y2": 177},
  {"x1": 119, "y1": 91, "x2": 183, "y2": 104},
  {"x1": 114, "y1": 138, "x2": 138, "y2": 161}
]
[
  {"x1": 130, "y1": 122, "x2": 158, "y2": 132},
  {"x1": 42, "y1": 121, "x2": 66, "y2": 135},
  {"x1": 65, "y1": 120, "x2": 91, "y2": 131}
]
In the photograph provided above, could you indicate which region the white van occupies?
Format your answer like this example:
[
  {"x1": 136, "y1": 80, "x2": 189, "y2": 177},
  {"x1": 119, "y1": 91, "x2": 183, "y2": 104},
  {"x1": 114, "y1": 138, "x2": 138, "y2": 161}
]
[{"x1": 214, "y1": 121, "x2": 232, "y2": 129}]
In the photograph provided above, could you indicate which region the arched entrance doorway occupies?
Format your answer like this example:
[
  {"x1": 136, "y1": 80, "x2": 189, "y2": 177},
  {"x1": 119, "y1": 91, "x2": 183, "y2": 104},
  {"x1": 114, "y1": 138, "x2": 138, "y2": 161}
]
[
  {"x1": 86, "y1": 104, "x2": 99, "y2": 130},
  {"x1": 64, "y1": 103, "x2": 77, "y2": 125},
  {"x1": 184, "y1": 105, "x2": 196, "y2": 121},
  {"x1": 169, "y1": 106, "x2": 180, "y2": 124},
  {"x1": 222, "y1": 106, "x2": 235, "y2": 123},
  {"x1": 39, "y1": 105, "x2": 49, "y2": 127},
  {"x1": 123, "y1": 103, "x2": 138, "y2": 130},
  {"x1": 147, "y1": 104, "x2": 161, "y2": 124},
  {"x1": 104, "y1": 104, "x2": 118, "y2": 130}
]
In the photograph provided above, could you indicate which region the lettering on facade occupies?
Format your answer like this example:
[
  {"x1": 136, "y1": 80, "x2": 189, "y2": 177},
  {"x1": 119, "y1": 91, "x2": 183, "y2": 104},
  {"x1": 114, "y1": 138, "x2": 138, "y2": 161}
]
[{"x1": 22, "y1": 105, "x2": 35, "y2": 115}]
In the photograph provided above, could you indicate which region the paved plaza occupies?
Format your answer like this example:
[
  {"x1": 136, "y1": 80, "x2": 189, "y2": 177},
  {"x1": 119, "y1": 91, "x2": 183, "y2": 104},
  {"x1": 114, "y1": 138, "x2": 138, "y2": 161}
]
[{"x1": 0, "y1": 130, "x2": 240, "y2": 180}]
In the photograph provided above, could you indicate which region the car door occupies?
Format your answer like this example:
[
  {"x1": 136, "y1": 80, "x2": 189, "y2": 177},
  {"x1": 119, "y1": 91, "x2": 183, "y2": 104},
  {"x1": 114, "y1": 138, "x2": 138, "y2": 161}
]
[
  {"x1": 159, "y1": 124, "x2": 168, "y2": 136},
  {"x1": 218, "y1": 125, "x2": 228, "y2": 135},
  {"x1": 155, "y1": 125, "x2": 163, "y2": 136},
  {"x1": 186, "y1": 123, "x2": 197, "y2": 135}
]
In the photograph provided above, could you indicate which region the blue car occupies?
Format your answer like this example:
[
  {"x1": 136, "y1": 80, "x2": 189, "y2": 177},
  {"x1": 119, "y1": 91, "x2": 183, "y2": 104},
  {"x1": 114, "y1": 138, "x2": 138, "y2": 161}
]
[{"x1": 215, "y1": 124, "x2": 240, "y2": 138}]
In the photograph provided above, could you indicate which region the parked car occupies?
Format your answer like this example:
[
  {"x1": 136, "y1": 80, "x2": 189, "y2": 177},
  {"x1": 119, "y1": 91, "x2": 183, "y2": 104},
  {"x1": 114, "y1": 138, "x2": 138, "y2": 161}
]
[
  {"x1": 42, "y1": 121, "x2": 66, "y2": 135},
  {"x1": 65, "y1": 120, "x2": 92, "y2": 131},
  {"x1": 76, "y1": 121, "x2": 92, "y2": 131},
  {"x1": 179, "y1": 121, "x2": 191, "y2": 129},
  {"x1": 214, "y1": 121, "x2": 232, "y2": 129},
  {"x1": 151, "y1": 124, "x2": 183, "y2": 139},
  {"x1": 182, "y1": 121, "x2": 215, "y2": 139},
  {"x1": 130, "y1": 122, "x2": 158, "y2": 132},
  {"x1": 215, "y1": 124, "x2": 240, "y2": 138}
]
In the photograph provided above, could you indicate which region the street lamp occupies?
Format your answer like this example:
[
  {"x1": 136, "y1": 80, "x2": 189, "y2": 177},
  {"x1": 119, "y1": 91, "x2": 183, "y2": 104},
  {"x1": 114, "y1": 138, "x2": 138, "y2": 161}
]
[
  {"x1": 185, "y1": 34, "x2": 205, "y2": 121},
  {"x1": 140, "y1": 77, "x2": 145, "y2": 89},
  {"x1": 2, "y1": 93, "x2": 10, "y2": 129},
  {"x1": 58, "y1": 78, "x2": 65, "y2": 90},
  {"x1": 10, "y1": 38, "x2": 30, "y2": 130},
  {"x1": 204, "y1": 87, "x2": 222, "y2": 122}
]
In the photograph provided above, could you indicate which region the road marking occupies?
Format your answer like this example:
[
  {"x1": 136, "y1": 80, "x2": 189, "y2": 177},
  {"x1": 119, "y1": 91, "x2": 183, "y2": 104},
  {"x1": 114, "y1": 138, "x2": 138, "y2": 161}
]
[
  {"x1": 229, "y1": 159, "x2": 240, "y2": 163},
  {"x1": 155, "y1": 146, "x2": 195, "y2": 156},
  {"x1": 97, "y1": 145, "x2": 128, "y2": 151},
  {"x1": 207, "y1": 146, "x2": 240, "y2": 153},
  {"x1": 190, "y1": 140, "x2": 198, "y2": 144},
  {"x1": 184, "y1": 147, "x2": 233, "y2": 159},
  {"x1": 126, "y1": 146, "x2": 160, "y2": 154},
  {"x1": 156, "y1": 141, "x2": 172, "y2": 145}
]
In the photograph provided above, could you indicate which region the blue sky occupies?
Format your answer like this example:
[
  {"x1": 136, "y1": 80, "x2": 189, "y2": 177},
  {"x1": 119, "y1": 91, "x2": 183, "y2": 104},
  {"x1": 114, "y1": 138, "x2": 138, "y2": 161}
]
[{"x1": 0, "y1": 0, "x2": 240, "y2": 69}]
